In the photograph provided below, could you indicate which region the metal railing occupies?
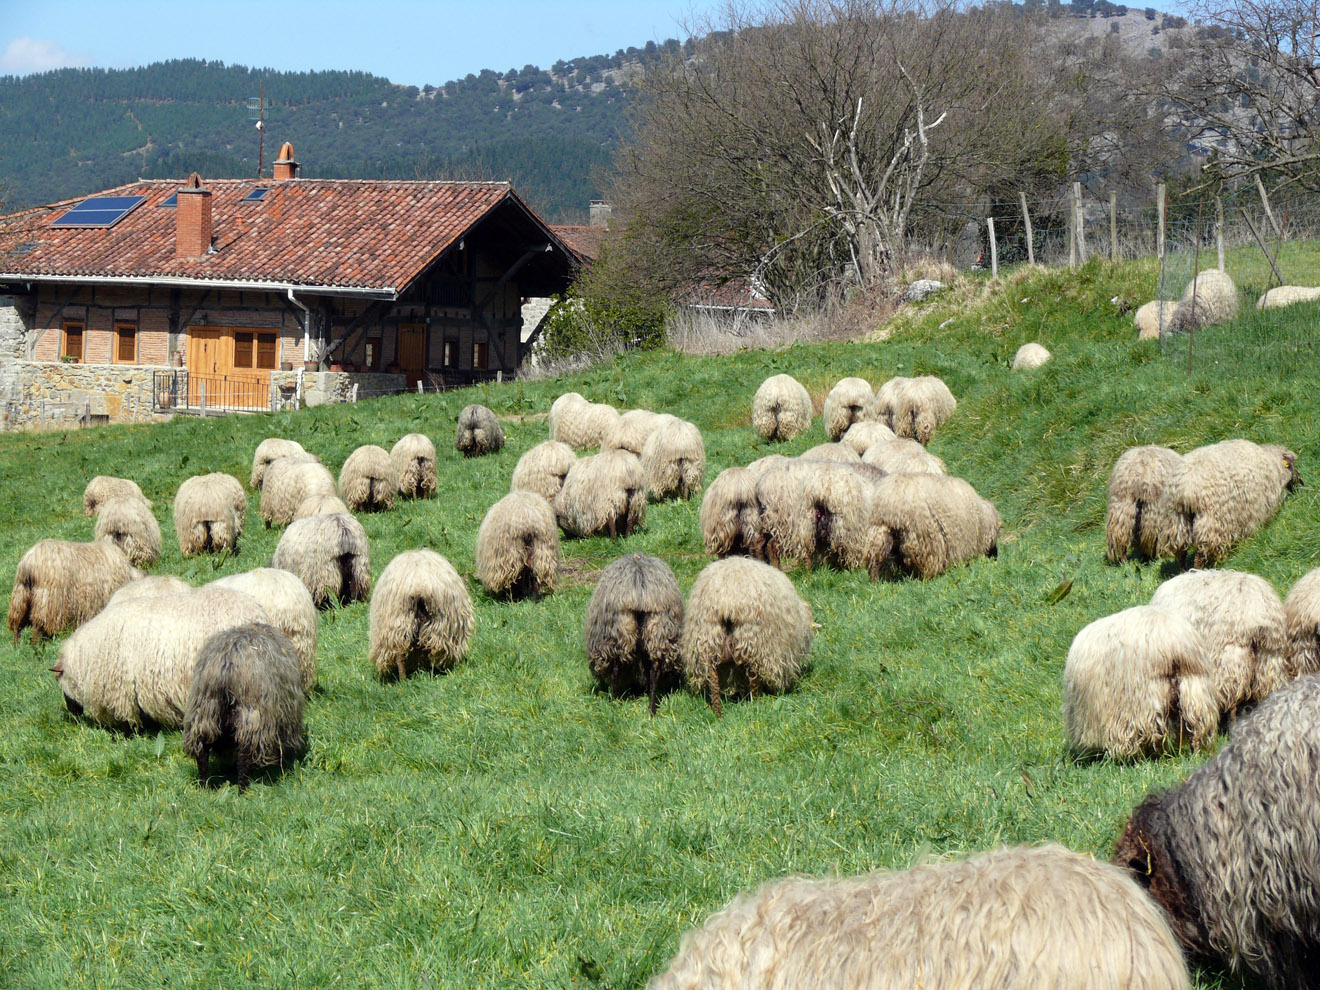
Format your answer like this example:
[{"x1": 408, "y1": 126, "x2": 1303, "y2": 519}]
[{"x1": 152, "y1": 370, "x2": 274, "y2": 415}]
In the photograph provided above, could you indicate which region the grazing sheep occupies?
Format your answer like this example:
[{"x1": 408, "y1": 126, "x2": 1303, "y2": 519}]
[
  {"x1": 1063, "y1": 606, "x2": 1219, "y2": 760},
  {"x1": 1284, "y1": 568, "x2": 1320, "y2": 679},
  {"x1": 1013, "y1": 342, "x2": 1051, "y2": 369},
  {"x1": 1105, "y1": 446, "x2": 1186, "y2": 564},
  {"x1": 822, "y1": 377, "x2": 873, "y2": 441},
  {"x1": 585, "y1": 553, "x2": 684, "y2": 714},
  {"x1": 547, "y1": 392, "x2": 587, "y2": 442},
  {"x1": 208, "y1": 568, "x2": 319, "y2": 691},
  {"x1": 369, "y1": 549, "x2": 473, "y2": 680},
  {"x1": 474, "y1": 491, "x2": 561, "y2": 598},
  {"x1": 174, "y1": 473, "x2": 246, "y2": 556},
  {"x1": 603, "y1": 409, "x2": 666, "y2": 455},
  {"x1": 270, "y1": 513, "x2": 371, "y2": 608},
  {"x1": 555, "y1": 449, "x2": 647, "y2": 538},
  {"x1": 8, "y1": 539, "x2": 135, "y2": 645},
  {"x1": 780, "y1": 459, "x2": 878, "y2": 571},
  {"x1": 652, "y1": 844, "x2": 1191, "y2": 990},
  {"x1": 390, "y1": 433, "x2": 437, "y2": 500},
  {"x1": 799, "y1": 442, "x2": 861, "y2": 464},
  {"x1": 554, "y1": 399, "x2": 621, "y2": 451},
  {"x1": 865, "y1": 375, "x2": 911, "y2": 431},
  {"x1": 338, "y1": 444, "x2": 398, "y2": 514},
  {"x1": 858, "y1": 473, "x2": 998, "y2": 580},
  {"x1": 51, "y1": 587, "x2": 267, "y2": 730},
  {"x1": 1149, "y1": 569, "x2": 1289, "y2": 718},
  {"x1": 1170, "y1": 268, "x2": 1240, "y2": 331},
  {"x1": 83, "y1": 476, "x2": 150, "y2": 516},
  {"x1": 93, "y1": 494, "x2": 162, "y2": 568},
  {"x1": 751, "y1": 374, "x2": 813, "y2": 442},
  {"x1": 455, "y1": 404, "x2": 506, "y2": 456},
  {"x1": 260, "y1": 457, "x2": 338, "y2": 528},
  {"x1": 700, "y1": 467, "x2": 760, "y2": 558},
  {"x1": 1162, "y1": 439, "x2": 1301, "y2": 567},
  {"x1": 108, "y1": 575, "x2": 192, "y2": 606},
  {"x1": 510, "y1": 440, "x2": 577, "y2": 503},
  {"x1": 641, "y1": 417, "x2": 705, "y2": 500},
  {"x1": 839, "y1": 420, "x2": 896, "y2": 457},
  {"x1": 1257, "y1": 284, "x2": 1320, "y2": 310},
  {"x1": 1134, "y1": 300, "x2": 1177, "y2": 340},
  {"x1": 889, "y1": 375, "x2": 956, "y2": 445},
  {"x1": 751, "y1": 459, "x2": 813, "y2": 567},
  {"x1": 860, "y1": 437, "x2": 947, "y2": 476},
  {"x1": 250, "y1": 438, "x2": 309, "y2": 489},
  {"x1": 680, "y1": 557, "x2": 813, "y2": 715},
  {"x1": 183, "y1": 623, "x2": 306, "y2": 790},
  {"x1": 293, "y1": 494, "x2": 350, "y2": 520},
  {"x1": 1114, "y1": 674, "x2": 1320, "y2": 989},
  {"x1": 744, "y1": 453, "x2": 790, "y2": 477}
]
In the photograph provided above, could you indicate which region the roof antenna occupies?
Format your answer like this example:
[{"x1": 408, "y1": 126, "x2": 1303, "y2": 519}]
[{"x1": 247, "y1": 81, "x2": 265, "y2": 178}]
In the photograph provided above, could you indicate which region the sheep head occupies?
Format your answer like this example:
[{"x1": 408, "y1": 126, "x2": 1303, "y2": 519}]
[{"x1": 1114, "y1": 796, "x2": 1210, "y2": 963}]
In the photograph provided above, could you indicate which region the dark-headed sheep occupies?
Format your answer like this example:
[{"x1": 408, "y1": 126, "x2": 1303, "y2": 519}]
[
  {"x1": 94, "y1": 494, "x2": 162, "y2": 568},
  {"x1": 390, "y1": 433, "x2": 437, "y2": 499},
  {"x1": 339, "y1": 444, "x2": 397, "y2": 513},
  {"x1": 641, "y1": 417, "x2": 705, "y2": 501},
  {"x1": 175, "y1": 473, "x2": 246, "y2": 555},
  {"x1": 555, "y1": 449, "x2": 647, "y2": 538},
  {"x1": 9, "y1": 539, "x2": 135, "y2": 645},
  {"x1": 751, "y1": 374, "x2": 812, "y2": 442},
  {"x1": 510, "y1": 440, "x2": 577, "y2": 503},
  {"x1": 250, "y1": 438, "x2": 310, "y2": 489},
  {"x1": 586, "y1": 553, "x2": 684, "y2": 714},
  {"x1": 822, "y1": 377, "x2": 873, "y2": 441},
  {"x1": 1105, "y1": 445, "x2": 1185, "y2": 564},
  {"x1": 83, "y1": 476, "x2": 150, "y2": 516},
  {"x1": 455, "y1": 403, "x2": 505, "y2": 456},
  {"x1": 270, "y1": 513, "x2": 371, "y2": 608},
  {"x1": 369, "y1": 549, "x2": 473, "y2": 680},
  {"x1": 474, "y1": 491, "x2": 560, "y2": 598},
  {"x1": 260, "y1": 457, "x2": 338, "y2": 529},
  {"x1": 208, "y1": 568, "x2": 319, "y2": 691}
]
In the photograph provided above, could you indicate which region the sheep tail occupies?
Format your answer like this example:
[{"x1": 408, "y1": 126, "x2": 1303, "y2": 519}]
[{"x1": 1105, "y1": 496, "x2": 1137, "y2": 564}]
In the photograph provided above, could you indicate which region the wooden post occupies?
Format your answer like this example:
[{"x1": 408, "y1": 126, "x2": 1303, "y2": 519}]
[
  {"x1": 496, "y1": 370, "x2": 503, "y2": 384},
  {"x1": 1109, "y1": 190, "x2": 1118, "y2": 263},
  {"x1": 1256, "y1": 175, "x2": 1281, "y2": 237},
  {"x1": 1069, "y1": 195, "x2": 1077, "y2": 270},
  {"x1": 417, "y1": 380, "x2": 423, "y2": 395},
  {"x1": 1215, "y1": 196, "x2": 1225, "y2": 271},
  {"x1": 200, "y1": 380, "x2": 207, "y2": 417},
  {"x1": 1156, "y1": 182, "x2": 1167, "y2": 263},
  {"x1": 1019, "y1": 192, "x2": 1035, "y2": 266},
  {"x1": 1241, "y1": 209, "x2": 1286, "y2": 285},
  {"x1": 1073, "y1": 182, "x2": 1087, "y2": 264},
  {"x1": 987, "y1": 217, "x2": 999, "y2": 277}
]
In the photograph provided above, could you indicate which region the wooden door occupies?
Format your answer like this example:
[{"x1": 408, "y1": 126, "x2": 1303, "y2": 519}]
[
  {"x1": 397, "y1": 325, "x2": 426, "y2": 388},
  {"x1": 187, "y1": 328, "x2": 224, "y2": 403},
  {"x1": 186, "y1": 327, "x2": 275, "y2": 409}
]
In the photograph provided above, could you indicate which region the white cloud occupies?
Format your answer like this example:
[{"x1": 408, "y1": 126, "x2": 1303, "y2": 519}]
[{"x1": 0, "y1": 37, "x2": 92, "y2": 75}]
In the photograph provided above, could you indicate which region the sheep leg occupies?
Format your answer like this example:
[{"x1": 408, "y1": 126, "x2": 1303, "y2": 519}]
[
  {"x1": 608, "y1": 516, "x2": 618, "y2": 539},
  {"x1": 1192, "y1": 548, "x2": 1208, "y2": 569},
  {"x1": 31, "y1": 627, "x2": 42, "y2": 647},
  {"x1": 646, "y1": 662, "x2": 661, "y2": 716},
  {"x1": 195, "y1": 748, "x2": 210, "y2": 785},
  {"x1": 235, "y1": 749, "x2": 250, "y2": 792},
  {"x1": 707, "y1": 666, "x2": 723, "y2": 718},
  {"x1": 748, "y1": 668, "x2": 760, "y2": 701},
  {"x1": 396, "y1": 656, "x2": 408, "y2": 682}
]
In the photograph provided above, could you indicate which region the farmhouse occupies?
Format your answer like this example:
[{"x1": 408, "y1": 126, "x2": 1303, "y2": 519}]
[{"x1": 0, "y1": 143, "x2": 578, "y2": 425}]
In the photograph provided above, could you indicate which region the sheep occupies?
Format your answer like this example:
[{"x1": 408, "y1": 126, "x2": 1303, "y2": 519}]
[
  {"x1": 799, "y1": 442, "x2": 861, "y2": 464},
  {"x1": 293, "y1": 494, "x2": 350, "y2": 520},
  {"x1": 1284, "y1": 568, "x2": 1320, "y2": 679},
  {"x1": 183, "y1": 623, "x2": 306, "y2": 790},
  {"x1": 93, "y1": 494, "x2": 162, "y2": 569},
  {"x1": 208, "y1": 568, "x2": 319, "y2": 691},
  {"x1": 270, "y1": 513, "x2": 371, "y2": 608},
  {"x1": 473, "y1": 491, "x2": 561, "y2": 598},
  {"x1": 1149, "y1": 569, "x2": 1289, "y2": 718},
  {"x1": 510, "y1": 440, "x2": 577, "y2": 503},
  {"x1": 108, "y1": 575, "x2": 192, "y2": 607},
  {"x1": 822, "y1": 377, "x2": 873, "y2": 441},
  {"x1": 1134, "y1": 300, "x2": 1177, "y2": 340},
  {"x1": 860, "y1": 437, "x2": 947, "y2": 476},
  {"x1": 1013, "y1": 342, "x2": 1051, "y2": 369},
  {"x1": 1257, "y1": 284, "x2": 1320, "y2": 310},
  {"x1": 751, "y1": 459, "x2": 814, "y2": 567},
  {"x1": 455, "y1": 403, "x2": 506, "y2": 456},
  {"x1": 174, "y1": 473, "x2": 246, "y2": 556},
  {"x1": 1114, "y1": 673, "x2": 1320, "y2": 989},
  {"x1": 585, "y1": 553, "x2": 684, "y2": 714},
  {"x1": 390, "y1": 433, "x2": 437, "y2": 499},
  {"x1": 1104, "y1": 446, "x2": 1186, "y2": 564},
  {"x1": 856, "y1": 473, "x2": 998, "y2": 580},
  {"x1": 652, "y1": 844, "x2": 1191, "y2": 990},
  {"x1": 744, "y1": 453, "x2": 790, "y2": 477},
  {"x1": 602, "y1": 409, "x2": 666, "y2": 456},
  {"x1": 368, "y1": 549, "x2": 473, "y2": 680},
  {"x1": 865, "y1": 375, "x2": 911, "y2": 430},
  {"x1": 8, "y1": 539, "x2": 135, "y2": 645},
  {"x1": 889, "y1": 375, "x2": 956, "y2": 445},
  {"x1": 51, "y1": 586, "x2": 268, "y2": 730},
  {"x1": 250, "y1": 438, "x2": 309, "y2": 489},
  {"x1": 751, "y1": 374, "x2": 813, "y2": 442},
  {"x1": 680, "y1": 557, "x2": 813, "y2": 716},
  {"x1": 1062, "y1": 605, "x2": 1219, "y2": 760},
  {"x1": 1162, "y1": 439, "x2": 1301, "y2": 567},
  {"x1": 547, "y1": 392, "x2": 587, "y2": 442},
  {"x1": 780, "y1": 459, "x2": 879, "y2": 572},
  {"x1": 700, "y1": 467, "x2": 760, "y2": 558},
  {"x1": 641, "y1": 417, "x2": 705, "y2": 500},
  {"x1": 339, "y1": 444, "x2": 398, "y2": 514},
  {"x1": 555, "y1": 449, "x2": 647, "y2": 538},
  {"x1": 839, "y1": 420, "x2": 896, "y2": 457},
  {"x1": 1170, "y1": 268, "x2": 1240, "y2": 331},
  {"x1": 554, "y1": 399, "x2": 620, "y2": 450},
  {"x1": 83, "y1": 476, "x2": 150, "y2": 516},
  {"x1": 260, "y1": 457, "x2": 338, "y2": 529}
]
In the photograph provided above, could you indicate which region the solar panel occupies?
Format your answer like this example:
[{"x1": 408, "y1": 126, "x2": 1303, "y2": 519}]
[
  {"x1": 243, "y1": 188, "x2": 269, "y2": 202},
  {"x1": 159, "y1": 194, "x2": 178, "y2": 208},
  {"x1": 50, "y1": 195, "x2": 146, "y2": 228}
]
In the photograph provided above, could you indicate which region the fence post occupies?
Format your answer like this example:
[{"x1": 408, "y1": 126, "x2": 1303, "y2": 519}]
[
  {"x1": 1019, "y1": 192, "x2": 1034, "y2": 266},
  {"x1": 1156, "y1": 182, "x2": 1166, "y2": 264},
  {"x1": 1255, "y1": 175, "x2": 1281, "y2": 237},
  {"x1": 200, "y1": 380, "x2": 207, "y2": 418},
  {"x1": 986, "y1": 217, "x2": 999, "y2": 278},
  {"x1": 1073, "y1": 182, "x2": 1087, "y2": 264},
  {"x1": 417, "y1": 380, "x2": 423, "y2": 395},
  {"x1": 1109, "y1": 190, "x2": 1118, "y2": 263},
  {"x1": 1215, "y1": 196, "x2": 1225, "y2": 271},
  {"x1": 1069, "y1": 192, "x2": 1077, "y2": 270}
]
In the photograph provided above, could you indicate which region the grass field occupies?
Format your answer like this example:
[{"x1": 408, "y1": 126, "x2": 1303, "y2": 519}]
[{"x1": 3, "y1": 253, "x2": 1317, "y2": 988}]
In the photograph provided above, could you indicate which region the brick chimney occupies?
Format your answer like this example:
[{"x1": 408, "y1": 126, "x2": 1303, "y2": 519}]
[
  {"x1": 273, "y1": 142, "x2": 299, "y2": 180},
  {"x1": 175, "y1": 173, "x2": 212, "y2": 259}
]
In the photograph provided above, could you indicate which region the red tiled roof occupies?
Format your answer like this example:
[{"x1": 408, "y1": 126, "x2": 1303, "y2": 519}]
[
  {"x1": 685, "y1": 279, "x2": 775, "y2": 312},
  {"x1": 550, "y1": 224, "x2": 606, "y2": 263},
  {"x1": 0, "y1": 178, "x2": 543, "y2": 296}
]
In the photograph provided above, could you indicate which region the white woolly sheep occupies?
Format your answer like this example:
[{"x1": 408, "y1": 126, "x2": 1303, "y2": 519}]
[
  {"x1": 1013, "y1": 342, "x2": 1052, "y2": 369},
  {"x1": 865, "y1": 375, "x2": 911, "y2": 430},
  {"x1": 293, "y1": 494, "x2": 350, "y2": 520},
  {"x1": 1105, "y1": 445, "x2": 1186, "y2": 564},
  {"x1": 9, "y1": 539, "x2": 135, "y2": 645},
  {"x1": 455, "y1": 403, "x2": 506, "y2": 456},
  {"x1": 1170, "y1": 268, "x2": 1240, "y2": 331},
  {"x1": 839, "y1": 420, "x2": 896, "y2": 457},
  {"x1": 822, "y1": 377, "x2": 873, "y2": 441},
  {"x1": 368, "y1": 549, "x2": 473, "y2": 680},
  {"x1": 270, "y1": 513, "x2": 371, "y2": 608},
  {"x1": 547, "y1": 392, "x2": 587, "y2": 442},
  {"x1": 888, "y1": 375, "x2": 956, "y2": 446},
  {"x1": 250, "y1": 438, "x2": 309, "y2": 489},
  {"x1": 52, "y1": 586, "x2": 268, "y2": 730},
  {"x1": 799, "y1": 442, "x2": 861, "y2": 464},
  {"x1": 555, "y1": 449, "x2": 647, "y2": 538},
  {"x1": 474, "y1": 491, "x2": 561, "y2": 598},
  {"x1": 1115, "y1": 673, "x2": 1320, "y2": 989},
  {"x1": 750, "y1": 459, "x2": 814, "y2": 568},
  {"x1": 585, "y1": 553, "x2": 684, "y2": 714},
  {"x1": 510, "y1": 440, "x2": 577, "y2": 503},
  {"x1": 1149, "y1": 569, "x2": 1289, "y2": 718},
  {"x1": 602, "y1": 409, "x2": 666, "y2": 455},
  {"x1": 1063, "y1": 605, "x2": 1219, "y2": 760},
  {"x1": 652, "y1": 844, "x2": 1191, "y2": 990},
  {"x1": 208, "y1": 568, "x2": 319, "y2": 691},
  {"x1": 861, "y1": 437, "x2": 947, "y2": 476},
  {"x1": 260, "y1": 457, "x2": 338, "y2": 528},
  {"x1": 700, "y1": 467, "x2": 760, "y2": 558},
  {"x1": 641, "y1": 417, "x2": 705, "y2": 500},
  {"x1": 744, "y1": 453, "x2": 790, "y2": 477},
  {"x1": 857, "y1": 473, "x2": 999, "y2": 580},
  {"x1": 1283, "y1": 568, "x2": 1320, "y2": 679},
  {"x1": 780, "y1": 458, "x2": 879, "y2": 572},
  {"x1": 108, "y1": 575, "x2": 192, "y2": 607},
  {"x1": 1257, "y1": 284, "x2": 1320, "y2": 310},
  {"x1": 339, "y1": 444, "x2": 397, "y2": 513},
  {"x1": 174, "y1": 473, "x2": 246, "y2": 556},
  {"x1": 1134, "y1": 300, "x2": 1177, "y2": 340},
  {"x1": 390, "y1": 433, "x2": 438, "y2": 500},
  {"x1": 183, "y1": 623, "x2": 306, "y2": 790},
  {"x1": 680, "y1": 557, "x2": 813, "y2": 716},
  {"x1": 93, "y1": 494, "x2": 162, "y2": 569},
  {"x1": 751, "y1": 374, "x2": 813, "y2": 442},
  {"x1": 83, "y1": 476, "x2": 150, "y2": 516},
  {"x1": 554, "y1": 399, "x2": 621, "y2": 450}
]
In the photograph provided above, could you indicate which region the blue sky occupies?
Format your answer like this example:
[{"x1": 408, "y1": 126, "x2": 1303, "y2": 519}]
[{"x1": 0, "y1": 0, "x2": 724, "y2": 86}]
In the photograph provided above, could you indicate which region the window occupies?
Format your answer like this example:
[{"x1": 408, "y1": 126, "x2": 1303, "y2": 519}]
[
  {"x1": 473, "y1": 340, "x2": 489, "y2": 369},
  {"x1": 114, "y1": 323, "x2": 137, "y2": 364},
  {"x1": 234, "y1": 331, "x2": 279, "y2": 370},
  {"x1": 364, "y1": 337, "x2": 382, "y2": 371},
  {"x1": 61, "y1": 322, "x2": 84, "y2": 363},
  {"x1": 443, "y1": 340, "x2": 456, "y2": 368}
]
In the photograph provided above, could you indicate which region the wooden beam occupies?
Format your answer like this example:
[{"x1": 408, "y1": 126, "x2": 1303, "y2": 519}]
[
  {"x1": 472, "y1": 244, "x2": 550, "y2": 317},
  {"x1": 324, "y1": 300, "x2": 393, "y2": 361}
]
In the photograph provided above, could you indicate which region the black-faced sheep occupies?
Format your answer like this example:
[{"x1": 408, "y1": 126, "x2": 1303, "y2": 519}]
[
  {"x1": 175, "y1": 473, "x2": 246, "y2": 556},
  {"x1": 1063, "y1": 605, "x2": 1218, "y2": 760},
  {"x1": 390, "y1": 433, "x2": 437, "y2": 500},
  {"x1": 888, "y1": 375, "x2": 957, "y2": 446},
  {"x1": 602, "y1": 409, "x2": 665, "y2": 456},
  {"x1": 1114, "y1": 673, "x2": 1320, "y2": 989},
  {"x1": 1284, "y1": 568, "x2": 1320, "y2": 679},
  {"x1": 208, "y1": 568, "x2": 319, "y2": 691},
  {"x1": 368, "y1": 549, "x2": 473, "y2": 680},
  {"x1": 680, "y1": 557, "x2": 813, "y2": 716},
  {"x1": 270, "y1": 513, "x2": 371, "y2": 608},
  {"x1": 1169, "y1": 268, "x2": 1240, "y2": 331},
  {"x1": 652, "y1": 844, "x2": 1191, "y2": 990},
  {"x1": 293, "y1": 494, "x2": 350, "y2": 520},
  {"x1": 260, "y1": 457, "x2": 338, "y2": 529},
  {"x1": 641, "y1": 417, "x2": 705, "y2": 501},
  {"x1": 339, "y1": 444, "x2": 398, "y2": 513},
  {"x1": 585, "y1": 553, "x2": 684, "y2": 714},
  {"x1": 9, "y1": 539, "x2": 135, "y2": 645},
  {"x1": 1149, "y1": 569, "x2": 1289, "y2": 718},
  {"x1": 250, "y1": 438, "x2": 309, "y2": 489},
  {"x1": 859, "y1": 473, "x2": 998, "y2": 580},
  {"x1": 93, "y1": 494, "x2": 162, "y2": 569},
  {"x1": 473, "y1": 491, "x2": 560, "y2": 598},
  {"x1": 510, "y1": 440, "x2": 577, "y2": 503},
  {"x1": 83, "y1": 475, "x2": 151, "y2": 516},
  {"x1": 751, "y1": 374, "x2": 812, "y2": 442},
  {"x1": 822, "y1": 377, "x2": 873, "y2": 441},
  {"x1": 555, "y1": 449, "x2": 647, "y2": 538},
  {"x1": 455, "y1": 403, "x2": 506, "y2": 456},
  {"x1": 1013, "y1": 342, "x2": 1051, "y2": 369},
  {"x1": 839, "y1": 420, "x2": 896, "y2": 457},
  {"x1": 700, "y1": 467, "x2": 759, "y2": 558},
  {"x1": 860, "y1": 437, "x2": 947, "y2": 476},
  {"x1": 1104, "y1": 445, "x2": 1186, "y2": 564}
]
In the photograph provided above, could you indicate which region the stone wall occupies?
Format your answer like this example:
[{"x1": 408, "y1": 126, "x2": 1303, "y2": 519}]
[
  {"x1": 2, "y1": 361, "x2": 163, "y2": 429},
  {"x1": 268, "y1": 370, "x2": 408, "y2": 409}
]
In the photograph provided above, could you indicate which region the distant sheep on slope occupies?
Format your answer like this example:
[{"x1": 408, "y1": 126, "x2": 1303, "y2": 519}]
[
  {"x1": 474, "y1": 491, "x2": 560, "y2": 598},
  {"x1": 1013, "y1": 342, "x2": 1051, "y2": 369},
  {"x1": 270, "y1": 513, "x2": 371, "y2": 608},
  {"x1": 208, "y1": 568, "x2": 319, "y2": 691},
  {"x1": 175, "y1": 473, "x2": 246, "y2": 556},
  {"x1": 641, "y1": 417, "x2": 705, "y2": 500},
  {"x1": 751, "y1": 374, "x2": 812, "y2": 442},
  {"x1": 9, "y1": 539, "x2": 135, "y2": 645},
  {"x1": 822, "y1": 377, "x2": 873, "y2": 441},
  {"x1": 339, "y1": 444, "x2": 397, "y2": 513},
  {"x1": 555, "y1": 449, "x2": 647, "y2": 538},
  {"x1": 390, "y1": 433, "x2": 437, "y2": 500},
  {"x1": 260, "y1": 457, "x2": 337, "y2": 529},
  {"x1": 250, "y1": 438, "x2": 310, "y2": 490},
  {"x1": 94, "y1": 494, "x2": 162, "y2": 568},
  {"x1": 369, "y1": 549, "x2": 473, "y2": 680},
  {"x1": 83, "y1": 476, "x2": 150, "y2": 516},
  {"x1": 510, "y1": 440, "x2": 577, "y2": 503},
  {"x1": 1170, "y1": 269, "x2": 1240, "y2": 331},
  {"x1": 1284, "y1": 568, "x2": 1320, "y2": 679},
  {"x1": 585, "y1": 553, "x2": 684, "y2": 714},
  {"x1": 1105, "y1": 446, "x2": 1186, "y2": 564},
  {"x1": 839, "y1": 421, "x2": 896, "y2": 457},
  {"x1": 455, "y1": 404, "x2": 506, "y2": 457}
]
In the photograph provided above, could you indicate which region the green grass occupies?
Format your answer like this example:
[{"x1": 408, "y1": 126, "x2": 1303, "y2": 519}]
[{"x1": 5, "y1": 251, "x2": 1320, "y2": 987}]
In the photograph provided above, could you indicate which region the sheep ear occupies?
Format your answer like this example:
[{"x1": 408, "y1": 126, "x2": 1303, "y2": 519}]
[{"x1": 49, "y1": 663, "x2": 63, "y2": 676}]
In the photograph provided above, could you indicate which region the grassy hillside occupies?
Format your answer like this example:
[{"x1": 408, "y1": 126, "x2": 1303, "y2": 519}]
[{"x1": 2, "y1": 255, "x2": 1315, "y2": 987}]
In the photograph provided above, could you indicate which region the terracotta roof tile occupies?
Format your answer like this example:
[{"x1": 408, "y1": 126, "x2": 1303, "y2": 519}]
[{"x1": 550, "y1": 224, "x2": 606, "y2": 262}]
